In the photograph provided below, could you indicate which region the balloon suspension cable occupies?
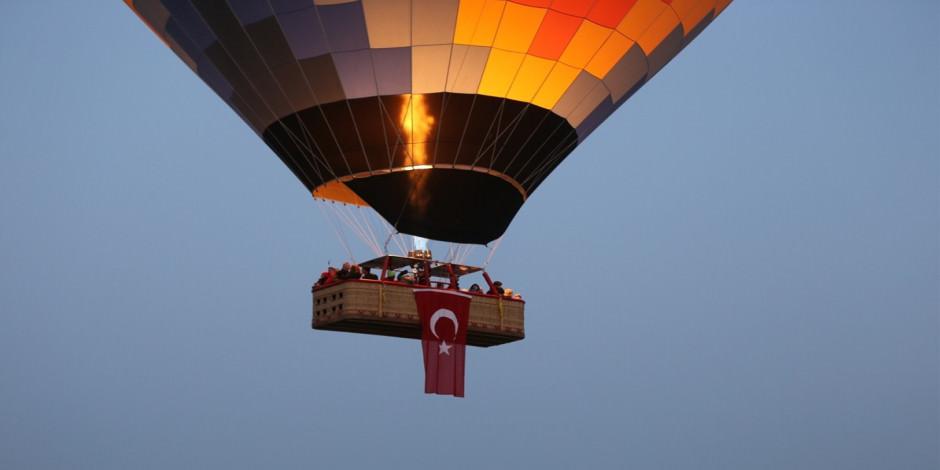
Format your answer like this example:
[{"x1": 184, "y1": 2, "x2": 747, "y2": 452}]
[
  {"x1": 483, "y1": 237, "x2": 503, "y2": 268},
  {"x1": 383, "y1": 231, "x2": 395, "y2": 255},
  {"x1": 343, "y1": 204, "x2": 383, "y2": 256},
  {"x1": 329, "y1": 203, "x2": 376, "y2": 257},
  {"x1": 316, "y1": 200, "x2": 354, "y2": 262}
]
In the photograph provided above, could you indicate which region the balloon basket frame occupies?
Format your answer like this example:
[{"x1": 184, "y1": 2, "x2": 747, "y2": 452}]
[{"x1": 312, "y1": 280, "x2": 524, "y2": 347}]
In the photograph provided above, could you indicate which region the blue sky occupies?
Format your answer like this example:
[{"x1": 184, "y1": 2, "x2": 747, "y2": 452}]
[{"x1": 1, "y1": 1, "x2": 937, "y2": 469}]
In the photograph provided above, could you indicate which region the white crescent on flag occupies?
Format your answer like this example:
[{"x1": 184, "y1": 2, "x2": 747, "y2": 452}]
[{"x1": 429, "y1": 308, "x2": 458, "y2": 340}]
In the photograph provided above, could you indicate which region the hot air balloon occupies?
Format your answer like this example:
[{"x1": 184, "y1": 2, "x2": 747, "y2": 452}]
[
  {"x1": 126, "y1": 1, "x2": 733, "y2": 393},
  {"x1": 125, "y1": 0, "x2": 732, "y2": 245}
]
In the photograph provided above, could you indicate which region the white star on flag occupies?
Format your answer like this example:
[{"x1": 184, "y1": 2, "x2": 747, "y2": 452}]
[{"x1": 438, "y1": 340, "x2": 452, "y2": 355}]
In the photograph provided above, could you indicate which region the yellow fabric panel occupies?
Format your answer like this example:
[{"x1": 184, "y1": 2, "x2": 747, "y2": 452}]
[
  {"x1": 362, "y1": 0, "x2": 411, "y2": 48},
  {"x1": 531, "y1": 62, "x2": 579, "y2": 109},
  {"x1": 637, "y1": 7, "x2": 680, "y2": 54},
  {"x1": 412, "y1": 0, "x2": 459, "y2": 46},
  {"x1": 454, "y1": 0, "x2": 507, "y2": 46},
  {"x1": 506, "y1": 54, "x2": 555, "y2": 102},
  {"x1": 616, "y1": 0, "x2": 668, "y2": 41},
  {"x1": 412, "y1": 45, "x2": 452, "y2": 93},
  {"x1": 670, "y1": 0, "x2": 715, "y2": 35},
  {"x1": 585, "y1": 32, "x2": 634, "y2": 79},
  {"x1": 446, "y1": 45, "x2": 491, "y2": 93},
  {"x1": 477, "y1": 48, "x2": 525, "y2": 97},
  {"x1": 558, "y1": 20, "x2": 611, "y2": 69},
  {"x1": 313, "y1": 181, "x2": 369, "y2": 207},
  {"x1": 492, "y1": 3, "x2": 547, "y2": 53}
]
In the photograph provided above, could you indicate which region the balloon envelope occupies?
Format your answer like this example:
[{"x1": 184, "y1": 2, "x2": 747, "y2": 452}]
[{"x1": 126, "y1": 0, "x2": 732, "y2": 243}]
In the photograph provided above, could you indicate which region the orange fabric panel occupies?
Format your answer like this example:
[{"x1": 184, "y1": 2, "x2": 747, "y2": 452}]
[
  {"x1": 527, "y1": 10, "x2": 582, "y2": 60},
  {"x1": 478, "y1": 48, "x2": 526, "y2": 97},
  {"x1": 670, "y1": 0, "x2": 715, "y2": 35},
  {"x1": 559, "y1": 20, "x2": 611, "y2": 69},
  {"x1": 510, "y1": 0, "x2": 552, "y2": 6},
  {"x1": 617, "y1": 0, "x2": 669, "y2": 40},
  {"x1": 551, "y1": 0, "x2": 592, "y2": 17},
  {"x1": 507, "y1": 54, "x2": 556, "y2": 102},
  {"x1": 313, "y1": 181, "x2": 369, "y2": 207},
  {"x1": 454, "y1": 0, "x2": 507, "y2": 46},
  {"x1": 493, "y1": 2, "x2": 547, "y2": 53},
  {"x1": 715, "y1": 0, "x2": 732, "y2": 15},
  {"x1": 637, "y1": 7, "x2": 680, "y2": 54},
  {"x1": 588, "y1": 0, "x2": 639, "y2": 28},
  {"x1": 531, "y1": 62, "x2": 580, "y2": 109},
  {"x1": 585, "y1": 32, "x2": 634, "y2": 78}
]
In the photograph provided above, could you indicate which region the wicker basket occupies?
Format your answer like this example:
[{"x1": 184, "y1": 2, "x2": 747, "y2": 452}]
[{"x1": 312, "y1": 280, "x2": 524, "y2": 347}]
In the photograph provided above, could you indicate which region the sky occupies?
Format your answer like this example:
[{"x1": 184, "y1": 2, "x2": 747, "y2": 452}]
[{"x1": 1, "y1": 1, "x2": 938, "y2": 469}]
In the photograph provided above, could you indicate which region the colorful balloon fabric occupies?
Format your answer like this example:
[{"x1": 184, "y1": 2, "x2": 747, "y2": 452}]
[{"x1": 126, "y1": 0, "x2": 732, "y2": 243}]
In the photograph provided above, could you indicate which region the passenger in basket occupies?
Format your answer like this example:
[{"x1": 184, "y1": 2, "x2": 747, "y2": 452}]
[
  {"x1": 468, "y1": 283, "x2": 483, "y2": 294},
  {"x1": 415, "y1": 265, "x2": 430, "y2": 286},
  {"x1": 316, "y1": 267, "x2": 338, "y2": 286},
  {"x1": 350, "y1": 264, "x2": 363, "y2": 279},
  {"x1": 337, "y1": 262, "x2": 352, "y2": 280},
  {"x1": 487, "y1": 281, "x2": 505, "y2": 295},
  {"x1": 361, "y1": 267, "x2": 378, "y2": 280}
]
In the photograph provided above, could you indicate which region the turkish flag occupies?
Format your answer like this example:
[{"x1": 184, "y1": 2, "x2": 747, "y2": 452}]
[{"x1": 414, "y1": 289, "x2": 472, "y2": 397}]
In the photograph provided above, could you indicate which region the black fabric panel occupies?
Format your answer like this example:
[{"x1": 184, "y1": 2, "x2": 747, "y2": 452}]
[
  {"x1": 262, "y1": 93, "x2": 578, "y2": 243},
  {"x1": 345, "y1": 169, "x2": 523, "y2": 244},
  {"x1": 243, "y1": 16, "x2": 296, "y2": 70}
]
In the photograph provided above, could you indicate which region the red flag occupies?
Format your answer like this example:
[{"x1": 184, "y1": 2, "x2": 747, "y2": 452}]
[{"x1": 413, "y1": 289, "x2": 472, "y2": 397}]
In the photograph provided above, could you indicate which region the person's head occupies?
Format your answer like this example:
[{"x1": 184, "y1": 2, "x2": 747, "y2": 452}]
[
  {"x1": 351, "y1": 264, "x2": 360, "y2": 272},
  {"x1": 363, "y1": 267, "x2": 371, "y2": 274},
  {"x1": 328, "y1": 267, "x2": 338, "y2": 274},
  {"x1": 493, "y1": 281, "x2": 503, "y2": 288},
  {"x1": 342, "y1": 262, "x2": 351, "y2": 270},
  {"x1": 470, "y1": 283, "x2": 481, "y2": 291}
]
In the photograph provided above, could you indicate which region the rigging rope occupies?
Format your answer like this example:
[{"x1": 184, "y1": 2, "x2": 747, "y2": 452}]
[
  {"x1": 316, "y1": 201, "x2": 354, "y2": 262},
  {"x1": 483, "y1": 237, "x2": 503, "y2": 268}
]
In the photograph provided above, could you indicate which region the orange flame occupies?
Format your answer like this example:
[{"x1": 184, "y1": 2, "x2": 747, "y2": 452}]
[
  {"x1": 400, "y1": 94, "x2": 435, "y2": 213},
  {"x1": 401, "y1": 94, "x2": 435, "y2": 166}
]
